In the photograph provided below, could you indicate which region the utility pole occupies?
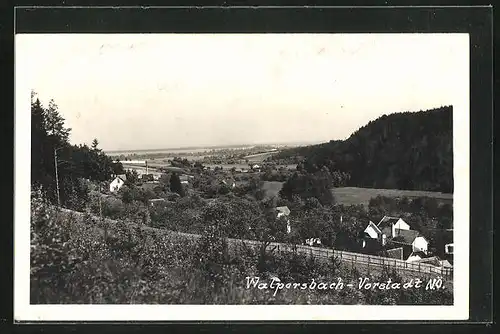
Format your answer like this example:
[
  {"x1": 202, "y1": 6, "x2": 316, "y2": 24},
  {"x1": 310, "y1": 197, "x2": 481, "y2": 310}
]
[
  {"x1": 54, "y1": 147, "x2": 61, "y2": 207},
  {"x1": 98, "y1": 183, "x2": 103, "y2": 219}
]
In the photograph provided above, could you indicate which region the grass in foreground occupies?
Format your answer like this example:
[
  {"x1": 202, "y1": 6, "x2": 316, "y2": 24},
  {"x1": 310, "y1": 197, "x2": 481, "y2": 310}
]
[{"x1": 30, "y1": 192, "x2": 453, "y2": 305}]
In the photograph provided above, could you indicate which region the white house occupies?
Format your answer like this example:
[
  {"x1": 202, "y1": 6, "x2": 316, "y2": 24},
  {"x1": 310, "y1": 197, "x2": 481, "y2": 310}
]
[
  {"x1": 377, "y1": 216, "x2": 411, "y2": 238},
  {"x1": 179, "y1": 175, "x2": 189, "y2": 185},
  {"x1": 364, "y1": 221, "x2": 382, "y2": 239},
  {"x1": 412, "y1": 236, "x2": 429, "y2": 254},
  {"x1": 392, "y1": 228, "x2": 429, "y2": 255},
  {"x1": 445, "y1": 243, "x2": 454, "y2": 255},
  {"x1": 109, "y1": 174, "x2": 127, "y2": 193},
  {"x1": 276, "y1": 206, "x2": 291, "y2": 233},
  {"x1": 305, "y1": 238, "x2": 322, "y2": 247}
]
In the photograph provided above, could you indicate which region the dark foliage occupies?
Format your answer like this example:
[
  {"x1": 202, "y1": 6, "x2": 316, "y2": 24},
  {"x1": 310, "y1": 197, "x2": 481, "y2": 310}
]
[
  {"x1": 31, "y1": 93, "x2": 123, "y2": 209},
  {"x1": 279, "y1": 168, "x2": 335, "y2": 206},
  {"x1": 169, "y1": 173, "x2": 185, "y2": 197},
  {"x1": 272, "y1": 106, "x2": 453, "y2": 193}
]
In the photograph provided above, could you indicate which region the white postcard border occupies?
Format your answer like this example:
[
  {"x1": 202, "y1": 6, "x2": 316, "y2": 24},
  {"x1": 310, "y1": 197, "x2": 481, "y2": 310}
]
[{"x1": 14, "y1": 33, "x2": 470, "y2": 321}]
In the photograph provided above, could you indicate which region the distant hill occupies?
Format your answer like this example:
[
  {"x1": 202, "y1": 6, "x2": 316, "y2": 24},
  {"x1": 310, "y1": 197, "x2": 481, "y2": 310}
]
[{"x1": 270, "y1": 106, "x2": 453, "y2": 193}]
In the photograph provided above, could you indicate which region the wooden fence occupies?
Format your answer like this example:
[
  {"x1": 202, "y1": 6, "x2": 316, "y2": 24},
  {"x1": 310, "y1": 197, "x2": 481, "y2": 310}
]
[
  {"x1": 226, "y1": 238, "x2": 453, "y2": 280},
  {"x1": 59, "y1": 208, "x2": 453, "y2": 280}
]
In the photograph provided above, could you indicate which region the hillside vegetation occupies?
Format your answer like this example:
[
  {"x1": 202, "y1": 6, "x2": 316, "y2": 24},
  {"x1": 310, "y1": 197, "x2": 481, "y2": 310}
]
[{"x1": 270, "y1": 106, "x2": 453, "y2": 193}]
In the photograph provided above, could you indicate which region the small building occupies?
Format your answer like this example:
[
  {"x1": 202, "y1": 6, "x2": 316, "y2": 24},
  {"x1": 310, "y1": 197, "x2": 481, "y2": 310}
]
[
  {"x1": 364, "y1": 220, "x2": 384, "y2": 244},
  {"x1": 439, "y1": 259, "x2": 453, "y2": 269},
  {"x1": 148, "y1": 198, "x2": 166, "y2": 207},
  {"x1": 305, "y1": 238, "x2": 322, "y2": 247},
  {"x1": 141, "y1": 174, "x2": 154, "y2": 182},
  {"x1": 391, "y1": 229, "x2": 429, "y2": 259},
  {"x1": 276, "y1": 206, "x2": 291, "y2": 233},
  {"x1": 444, "y1": 243, "x2": 454, "y2": 255},
  {"x1": 109, "y1": 174, "x2": 127, "y2": 193},
  {"x1": 406, "y1": 251, "x2": 427, "y2": 262},
  {"x1": 377, "y1": 216, "x2": 411, "y2": 238},
  {"x1": 179, "y1": 175, "x2": 189, "y2": 185},
  {"x1": 251, "y1": 164, "x2": 261, "y2": 172}
]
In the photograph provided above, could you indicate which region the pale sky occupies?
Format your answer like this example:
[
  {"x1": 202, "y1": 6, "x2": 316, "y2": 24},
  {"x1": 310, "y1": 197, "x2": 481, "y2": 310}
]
[{"x1": 16, "y1": 33, "x2": 469, "y2": 151}]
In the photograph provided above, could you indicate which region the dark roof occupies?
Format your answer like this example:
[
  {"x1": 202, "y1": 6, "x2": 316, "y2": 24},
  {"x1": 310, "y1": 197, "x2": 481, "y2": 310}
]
[
  {"x1": 377, "y1": 216, "x2": 400, "y2": 229},
  {"x1": 409, "y1": 251, "x2": 427, "y2": 258},
  {"x1": 417, "y1": 256, "x2": 441, "y2": 267},
  {"x1": 386, "y1": 247, "x2": 404, "y2": 260},
  {"x1": 393, "y1": 229, "x2": 420, "y2": 244}
]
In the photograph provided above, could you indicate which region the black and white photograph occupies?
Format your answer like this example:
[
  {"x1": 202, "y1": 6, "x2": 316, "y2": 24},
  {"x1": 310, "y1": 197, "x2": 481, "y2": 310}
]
[{"x1": 15, "y1": 28, "x2": 471, "y2": 321}]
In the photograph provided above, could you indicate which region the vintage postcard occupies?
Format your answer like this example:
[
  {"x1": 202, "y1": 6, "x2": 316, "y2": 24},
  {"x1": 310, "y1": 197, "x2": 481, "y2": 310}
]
[{"x1": 15, "y1": 32, "x2": 469, "y2": 321}]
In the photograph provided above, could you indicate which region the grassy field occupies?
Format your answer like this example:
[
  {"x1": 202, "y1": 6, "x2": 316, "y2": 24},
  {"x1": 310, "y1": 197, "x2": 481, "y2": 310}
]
[
  {"x1": 243, "y1": 151, "x2": 277, "y2": 162},
  {"x1": 261, "y1": 181, "x2": 284, "y2": 199},
  {"x1": 332, "y1": 187, "x2": 453, "y2": 206}
]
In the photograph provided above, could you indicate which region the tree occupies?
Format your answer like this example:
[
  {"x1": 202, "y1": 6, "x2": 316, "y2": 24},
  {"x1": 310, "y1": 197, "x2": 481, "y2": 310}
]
[
  {"x1": 91, "y1": 139, "x2": 99, "y2": 151},
  {"x1": 193, "y1": 203, "x2": 231, "y2": 295},
  {"x1": 125, "y1": 170, "x2": 139, "y2": 185},
  {"x1": 30, "y1": 93, "x2": 122, "y2": 209},
  {"x1": 169, "y1": 173, "x2": 185, "y2": 197},
  {"x1": 280, "y1": 171, "x2": 335, "y2": 206}
]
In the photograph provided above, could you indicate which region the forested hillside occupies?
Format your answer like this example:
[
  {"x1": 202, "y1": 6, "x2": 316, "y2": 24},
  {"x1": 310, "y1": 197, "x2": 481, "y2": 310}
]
[{"x1": 270, "y1": 106, "x2": 453, "y2": 193}]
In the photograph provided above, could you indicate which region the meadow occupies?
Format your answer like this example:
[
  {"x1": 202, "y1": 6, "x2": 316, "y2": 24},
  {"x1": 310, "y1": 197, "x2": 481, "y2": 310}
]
[
  {"x1": 260, "y1": 183, "x2": 453, "y2": 207},
  {"x1": 331, "y1": 187, "x2": 453, "y2": 207}
]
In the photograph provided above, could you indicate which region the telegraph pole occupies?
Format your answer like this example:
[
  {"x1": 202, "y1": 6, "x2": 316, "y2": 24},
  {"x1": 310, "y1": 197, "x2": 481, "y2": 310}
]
[
  {"x1": 98, "y1": 183, "x2": 103, "y2": 219},
  {"x1": 54, "y1": 147, "x2": 61, "y2": 207}
]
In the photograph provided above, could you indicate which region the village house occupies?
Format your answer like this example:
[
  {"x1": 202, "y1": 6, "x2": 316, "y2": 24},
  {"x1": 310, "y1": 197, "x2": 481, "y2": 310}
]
[
  {"x1": 141, "y1": 174, "x2": 155, "y2": 182},
  {"x1": 276, "y1": 206, "x2": 291, "y2": 234},
  {"x1": 362, "y1": 216, "x2": 429, "y2": 260},
  {"x1": 406, "y1": 250, "x2": 427, "y2": 262},
  {"x1": 179, "y1": 175, "x2": 189, "y2": 185},
  {"x1": 109, "y1": 174, "x2": 127, "y2": 193},
  {"x1": 390, "y1": 228, "x2": 429, "y2": 260},
  {"x1": 363, "y1": 216, "x2": 411, "y2": 247},
  {"x1": 364, "y1": 221, "x2": 385, "y2": 244},
  {"x1": 377, "y1": 216, "x2": 411, "y2": 239},
  {"x1": 221, "y1": 178, "x2": 236, "y2": 188},
  {"x1": 305, "y1": 238, "x2": 322, "y2": 247},
  {"x1": 444, "y1": 243, "x2": 454, "y2": 255}
]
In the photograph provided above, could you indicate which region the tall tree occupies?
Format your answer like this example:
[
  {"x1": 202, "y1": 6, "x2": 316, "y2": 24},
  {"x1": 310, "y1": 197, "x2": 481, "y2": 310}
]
[{"x1": 169, "y1": 173, "x2": 185, "y2": 197}]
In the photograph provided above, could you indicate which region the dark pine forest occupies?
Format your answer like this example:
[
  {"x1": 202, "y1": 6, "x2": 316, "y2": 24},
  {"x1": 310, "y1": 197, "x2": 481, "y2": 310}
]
[{"x1": 271, "y1": 106, "x2": 453, "y2": 193}]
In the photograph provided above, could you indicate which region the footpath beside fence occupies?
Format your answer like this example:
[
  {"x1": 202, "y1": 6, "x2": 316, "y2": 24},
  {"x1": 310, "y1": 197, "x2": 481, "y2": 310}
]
[{"x1": 59, "y1": 207, "x2": 453, "y2": 280}]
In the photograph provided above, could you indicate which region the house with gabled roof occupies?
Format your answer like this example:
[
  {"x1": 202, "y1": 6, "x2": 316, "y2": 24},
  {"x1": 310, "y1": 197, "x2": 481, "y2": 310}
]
[
  {"x1": 391, "y1": 228, "x2": 429, "y2": 258},
  {"x1": 109, "y1": 174, "x2": 127, "y2": 193},
  {"x1": 364, "y1": 220, "x2": 382, "y2": 239},
  {"x1": 377, "y1": 216, "x2": 411, "y2": 238}
]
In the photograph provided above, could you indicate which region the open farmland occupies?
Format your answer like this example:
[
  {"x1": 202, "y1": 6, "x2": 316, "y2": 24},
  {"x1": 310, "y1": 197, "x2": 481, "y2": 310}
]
[
  {"x1": 243, "y1": 151, "x2": 277, "y2": 162},
  {"x1": 332, "y1": 187, "x2": 453, "y2": 207}
]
